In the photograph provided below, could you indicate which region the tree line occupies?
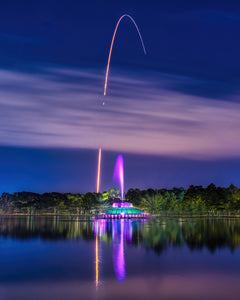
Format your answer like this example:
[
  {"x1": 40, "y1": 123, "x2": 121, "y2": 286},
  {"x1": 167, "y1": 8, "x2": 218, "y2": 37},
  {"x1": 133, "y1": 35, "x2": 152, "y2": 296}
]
[
  {"x1": 126, "y1": 183, "x2": 240, "y2": 215},
  {"x1": 0, "y1": 183, "x2": 240, "y2": 214},
  {"x1": 0, "y1": 188, "x2": 120, "y2": 214}
]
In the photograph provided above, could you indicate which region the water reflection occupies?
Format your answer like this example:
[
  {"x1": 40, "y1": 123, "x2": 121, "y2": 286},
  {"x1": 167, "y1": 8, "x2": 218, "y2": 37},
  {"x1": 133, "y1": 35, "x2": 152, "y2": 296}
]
[
  {"x1": 95, "y1": 233, "x2": 99, "y2": 289},
  {"x1": 1, "y1": 216, "x2": 240, "y2": 299},
  {"x1": 93, "y1": 219, "x2": 136, "y2": 283},
  {"x1": 1, "y1": 216, "x2": 240, "y2": 252},
  {"x1": 112, "y1": 220, "x2": 126, "y2": 282}
]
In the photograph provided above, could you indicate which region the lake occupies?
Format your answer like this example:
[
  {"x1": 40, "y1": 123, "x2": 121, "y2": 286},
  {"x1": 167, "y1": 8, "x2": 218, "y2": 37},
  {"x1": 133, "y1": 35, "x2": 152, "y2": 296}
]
[{"x1": 0, "y1": 216, "x2": 240, "y2": 300}]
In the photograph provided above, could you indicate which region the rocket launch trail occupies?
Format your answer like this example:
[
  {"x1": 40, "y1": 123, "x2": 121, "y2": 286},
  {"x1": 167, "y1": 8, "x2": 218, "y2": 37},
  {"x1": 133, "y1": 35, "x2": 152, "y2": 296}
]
[
  {"x1": 96, "y1": 148, "x2": 102, "y2": 194},
  {"x1": 103, "y1": 14, "x2": 146, "y2": 96},
  {"x1": 96, "y1": 14, "x2": 146, "y2": 193}
]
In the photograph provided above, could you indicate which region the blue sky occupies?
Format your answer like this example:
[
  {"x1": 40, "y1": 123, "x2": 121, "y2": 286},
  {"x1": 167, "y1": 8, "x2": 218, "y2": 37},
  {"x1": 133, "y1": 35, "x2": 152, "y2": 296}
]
[{"x1": 0, "y1": 0, "x2": 240, "y2": 193}]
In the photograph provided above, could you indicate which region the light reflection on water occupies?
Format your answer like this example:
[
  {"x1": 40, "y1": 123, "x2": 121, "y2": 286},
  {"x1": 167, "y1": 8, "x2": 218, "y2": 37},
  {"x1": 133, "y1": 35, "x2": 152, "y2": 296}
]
[
  {"x1": 1, "y1": 216, "x2": 240, "y2": 299},
  {"x1": 94, "y1": 218, "x2": 145, "y2": 286},
  {"x1": 112, "y1": 220, "x2": 125, "y2": 283}
]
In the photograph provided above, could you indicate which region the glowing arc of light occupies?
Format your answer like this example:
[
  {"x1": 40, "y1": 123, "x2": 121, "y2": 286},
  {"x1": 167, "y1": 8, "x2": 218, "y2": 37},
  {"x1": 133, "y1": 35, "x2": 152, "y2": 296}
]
[
  {"x1": 96, "y1": 148, "x2": 102, "y2": 193},
  {"x1": 103, "y1": 14, "x2": 146, "y2": 96}
]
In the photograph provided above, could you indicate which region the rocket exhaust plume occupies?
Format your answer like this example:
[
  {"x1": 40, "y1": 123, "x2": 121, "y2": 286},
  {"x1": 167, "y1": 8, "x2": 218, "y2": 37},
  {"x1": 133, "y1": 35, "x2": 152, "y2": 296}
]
[
  {"x1": 104, "y1": 14, "x2": 146, "y2": 97},
  {"x1": 97, "y1": 14, "x2": 146, "y2": 193},
  {"x1": 96, "y1": 148, "x2": 102, "y2": 193}
]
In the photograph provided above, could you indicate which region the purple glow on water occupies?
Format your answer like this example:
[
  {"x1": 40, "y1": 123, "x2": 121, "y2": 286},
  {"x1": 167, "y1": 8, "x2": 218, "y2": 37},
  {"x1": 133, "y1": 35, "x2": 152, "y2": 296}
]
[
  {"x1": 112, "y1": 220, "x2": 126, "y2": 283},
  {"x1": 113, "y1": 154, "x2": 124, "y2": 200}
]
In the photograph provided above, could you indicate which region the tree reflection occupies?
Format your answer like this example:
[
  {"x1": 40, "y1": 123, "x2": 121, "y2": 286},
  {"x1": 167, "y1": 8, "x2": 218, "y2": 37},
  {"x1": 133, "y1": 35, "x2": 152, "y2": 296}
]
[{"x1": 1, "y1": 216, "x2": 240, "y2": 254}]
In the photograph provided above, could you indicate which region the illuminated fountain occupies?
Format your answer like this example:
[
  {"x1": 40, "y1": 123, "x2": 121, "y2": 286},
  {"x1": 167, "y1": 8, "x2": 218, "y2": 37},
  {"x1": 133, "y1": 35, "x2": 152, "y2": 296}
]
[
  {"x1": 101, "y1": 154, "x2": 149, "y2": 219},
  {"x1": 113, "y1": 154, "x2": 124, "y2": 200}
]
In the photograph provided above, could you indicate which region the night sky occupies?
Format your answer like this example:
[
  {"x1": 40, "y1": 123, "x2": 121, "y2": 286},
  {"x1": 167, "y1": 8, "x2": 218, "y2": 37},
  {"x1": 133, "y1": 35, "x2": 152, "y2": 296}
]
[{"x1": 1, "y1": 0, "x2": 240, "y2": 194}]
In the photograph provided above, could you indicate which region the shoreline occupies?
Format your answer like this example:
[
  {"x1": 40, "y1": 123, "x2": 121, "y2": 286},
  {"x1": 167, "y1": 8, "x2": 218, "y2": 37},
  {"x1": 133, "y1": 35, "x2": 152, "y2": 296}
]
[{"x1": 1, "y1": 213, "x2": 240, "y2": 219}]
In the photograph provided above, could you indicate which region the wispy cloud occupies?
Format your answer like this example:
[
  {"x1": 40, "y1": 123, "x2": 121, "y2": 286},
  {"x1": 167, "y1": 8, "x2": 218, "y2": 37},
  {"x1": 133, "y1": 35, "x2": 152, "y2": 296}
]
[{"x1": 0, "y1": 65, "x2": 239, "y2": 159}]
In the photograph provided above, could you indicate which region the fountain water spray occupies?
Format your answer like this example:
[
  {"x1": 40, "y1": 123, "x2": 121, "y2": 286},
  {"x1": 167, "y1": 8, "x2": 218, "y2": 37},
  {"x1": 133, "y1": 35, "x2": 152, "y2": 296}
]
[
  {"x1": 96, "y1": 14, "x2": 146, "y2": 194},
  {"x1": 113, "y1": 154, "x2": 124, "y2": 200},
  {"x1": 100, "y1": 153, "x2": 149, "y2": 217}
]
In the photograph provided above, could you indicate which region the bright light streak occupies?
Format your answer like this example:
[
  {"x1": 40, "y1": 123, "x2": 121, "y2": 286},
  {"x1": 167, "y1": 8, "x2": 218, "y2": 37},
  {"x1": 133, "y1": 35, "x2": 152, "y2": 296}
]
[
  {"x1": 95, "y1": 234, "x2": 99, "y2": 289},
  {"x1": 104, "y1": 14, "x2": 146, "y2": 96},
  {"x1": 97, "y1": 15, "x2": 146, "y2": 195},
  {"x1": 96, "y1": 148, "x2": 102, "y2": 193}
]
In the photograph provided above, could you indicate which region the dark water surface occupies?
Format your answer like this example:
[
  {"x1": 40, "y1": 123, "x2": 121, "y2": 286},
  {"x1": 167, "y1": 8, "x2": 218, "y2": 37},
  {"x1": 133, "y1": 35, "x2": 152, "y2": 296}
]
[{"x1": 0, "y1": 216, "x2": 240, "y2": 300}]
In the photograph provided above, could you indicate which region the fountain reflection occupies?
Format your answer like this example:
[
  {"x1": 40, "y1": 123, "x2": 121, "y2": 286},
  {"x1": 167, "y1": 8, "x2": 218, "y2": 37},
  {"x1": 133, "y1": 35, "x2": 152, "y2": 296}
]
[
  {"x1": 1, "y1": 216, "x2": 240, "y2": 300},
  {"x1": 2, "y1": 215, "x2": 240, "y2": 286},
  {"x1": 112, "y1": 220, "x2": 126, "y2": 282},
  {"x1": 2, "y1": 216, "x2": 240, "y2": 254},
  {"x1": 94, "y1": 218, "x2": 145, "y2": 283}
]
